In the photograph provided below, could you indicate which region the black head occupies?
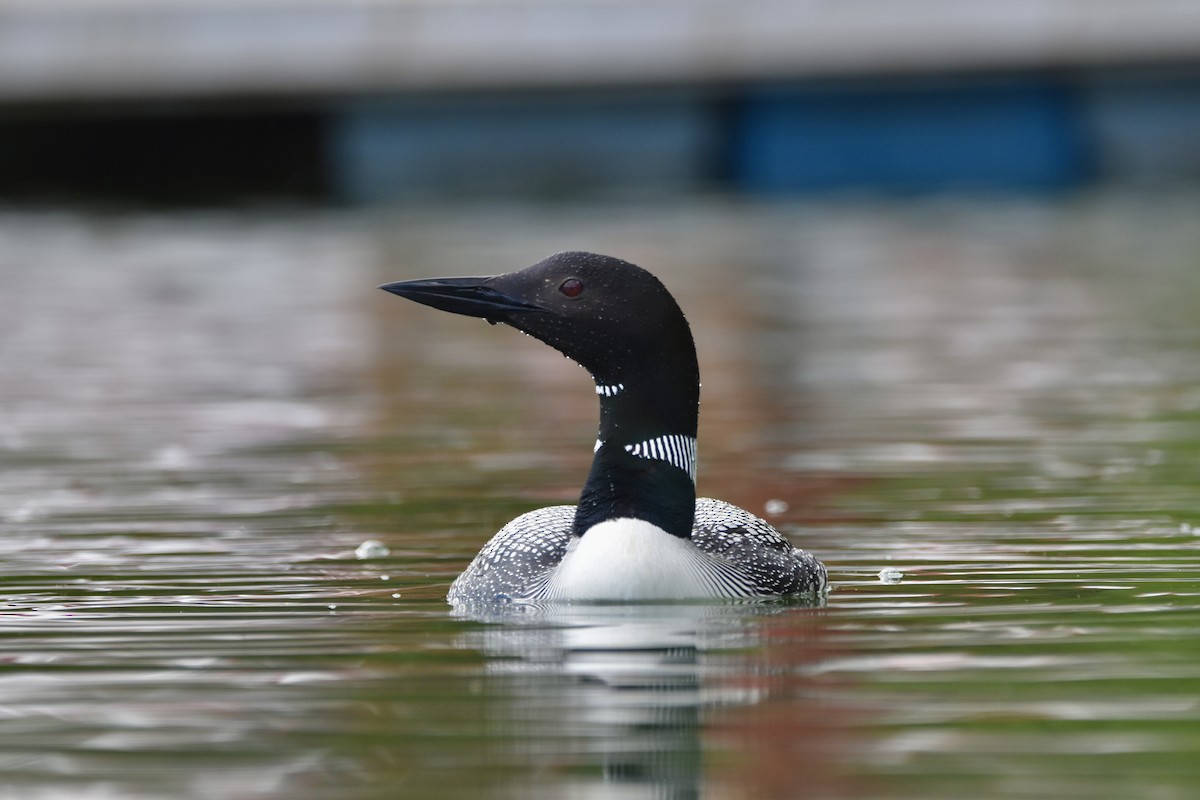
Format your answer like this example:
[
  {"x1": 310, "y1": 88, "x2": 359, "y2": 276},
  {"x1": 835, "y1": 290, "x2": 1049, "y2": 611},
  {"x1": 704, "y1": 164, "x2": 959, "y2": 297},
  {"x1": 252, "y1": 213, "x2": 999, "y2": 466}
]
[
  {"x1": 381, "y1": 251, "x2": 696, "y2": 391},
  {"x1": 383, "y1": 251, "x2": 702, "y2": 539}
]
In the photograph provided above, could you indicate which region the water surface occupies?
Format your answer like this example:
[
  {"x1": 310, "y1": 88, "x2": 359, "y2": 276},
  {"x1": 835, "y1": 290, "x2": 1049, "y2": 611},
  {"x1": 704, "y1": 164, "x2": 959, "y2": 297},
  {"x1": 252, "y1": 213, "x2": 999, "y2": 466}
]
[{"x1": 2, "y1": 196, "x2": 1200, "y2": 798}]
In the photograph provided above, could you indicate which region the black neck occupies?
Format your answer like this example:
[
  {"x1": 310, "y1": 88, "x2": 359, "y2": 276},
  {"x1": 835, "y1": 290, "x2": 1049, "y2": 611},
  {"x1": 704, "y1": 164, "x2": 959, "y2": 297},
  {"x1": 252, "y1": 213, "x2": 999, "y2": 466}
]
[{"x1": 572, "y1": 356, "x2": 700, "y2": 539}]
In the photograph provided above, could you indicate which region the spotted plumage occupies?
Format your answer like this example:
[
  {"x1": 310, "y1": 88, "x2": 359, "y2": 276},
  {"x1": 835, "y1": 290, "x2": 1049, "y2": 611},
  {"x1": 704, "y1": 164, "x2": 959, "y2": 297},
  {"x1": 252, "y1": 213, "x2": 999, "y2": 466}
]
[{"x1": 447, "y1": 499, "x2": 826, "y2": 605}]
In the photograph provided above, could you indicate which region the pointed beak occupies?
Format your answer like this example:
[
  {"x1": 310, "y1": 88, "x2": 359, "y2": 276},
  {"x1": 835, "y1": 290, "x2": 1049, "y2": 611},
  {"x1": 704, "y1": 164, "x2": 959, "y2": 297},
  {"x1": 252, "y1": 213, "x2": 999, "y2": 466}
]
[{"x1": 379, "y1": 276, "x2": 546, "y2": 321}]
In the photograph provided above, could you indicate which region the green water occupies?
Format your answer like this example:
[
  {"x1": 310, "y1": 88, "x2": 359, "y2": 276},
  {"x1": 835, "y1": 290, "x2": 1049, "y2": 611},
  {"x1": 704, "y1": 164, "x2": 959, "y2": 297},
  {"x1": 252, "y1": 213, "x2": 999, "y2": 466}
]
[{"x1": 2, "y1": 195, "x2": 1199, "y2": 799}]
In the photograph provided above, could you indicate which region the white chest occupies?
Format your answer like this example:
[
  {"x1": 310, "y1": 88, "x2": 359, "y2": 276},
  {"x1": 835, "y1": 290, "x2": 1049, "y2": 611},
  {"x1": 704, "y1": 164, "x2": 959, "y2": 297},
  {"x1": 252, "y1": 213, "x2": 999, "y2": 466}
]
[{"x1": 542, "y1": 518, "x2": 724, "y2": 601}]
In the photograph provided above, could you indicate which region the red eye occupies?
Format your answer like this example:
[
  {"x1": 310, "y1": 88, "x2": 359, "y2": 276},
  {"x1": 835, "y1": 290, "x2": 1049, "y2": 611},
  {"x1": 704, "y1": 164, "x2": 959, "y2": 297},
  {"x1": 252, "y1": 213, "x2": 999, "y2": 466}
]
[{"x1": 559, "y1": 278, "x2": 584, "y2": 298}]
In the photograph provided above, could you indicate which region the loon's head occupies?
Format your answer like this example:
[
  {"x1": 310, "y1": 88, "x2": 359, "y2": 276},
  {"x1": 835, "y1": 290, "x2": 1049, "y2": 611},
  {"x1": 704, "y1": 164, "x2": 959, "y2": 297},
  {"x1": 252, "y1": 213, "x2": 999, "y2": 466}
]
[
  {"x1": 380, "y1": 251, "x2": 697, "y2": 393},
  {"x1": 383, "y1": 252, "x2": 702, "y2": 539}
]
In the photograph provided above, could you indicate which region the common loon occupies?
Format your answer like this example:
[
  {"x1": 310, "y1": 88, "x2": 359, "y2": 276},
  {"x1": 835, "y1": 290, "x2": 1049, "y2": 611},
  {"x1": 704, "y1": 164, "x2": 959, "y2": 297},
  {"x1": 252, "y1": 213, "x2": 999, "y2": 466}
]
[{"x1": 381, "y1": 251, "x2": 827, "y2": 604}]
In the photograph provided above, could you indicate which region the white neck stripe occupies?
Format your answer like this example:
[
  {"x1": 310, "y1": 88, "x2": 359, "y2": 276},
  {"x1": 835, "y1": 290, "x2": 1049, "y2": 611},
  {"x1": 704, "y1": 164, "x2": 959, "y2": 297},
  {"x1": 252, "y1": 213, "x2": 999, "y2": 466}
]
[
  {"x1": 623, "y1": 435, "x2": 697, "y2": 482},
  {"x1": 595, "y1": 382, "x2": 625, "y2": 398}
]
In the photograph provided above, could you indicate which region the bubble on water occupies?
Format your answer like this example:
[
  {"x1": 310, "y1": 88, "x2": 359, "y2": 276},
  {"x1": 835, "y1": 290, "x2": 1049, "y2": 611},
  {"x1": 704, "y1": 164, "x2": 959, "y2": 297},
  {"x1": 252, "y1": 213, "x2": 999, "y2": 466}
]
[
  {"x1": 7, "y1": 502, "x2": 38, "y2": 523},
  {"x1": 391, "y1": 593, "x2": 402, "y2": 599},
  {"x1": 764, "y1": 499, "x2": 789, "y2": 516},
  {"x1": 0, "y1": 423, "x2": 25, "y2": 451},
  {"x1": 153, "y1": 444, "x2": 193, "y2": 471},
  {"x1": 878, "y1": 567, "x2": 904, "y2": 584},
  {"x1": 355, "y1": 540, "x2": 390, "y2": 559}
]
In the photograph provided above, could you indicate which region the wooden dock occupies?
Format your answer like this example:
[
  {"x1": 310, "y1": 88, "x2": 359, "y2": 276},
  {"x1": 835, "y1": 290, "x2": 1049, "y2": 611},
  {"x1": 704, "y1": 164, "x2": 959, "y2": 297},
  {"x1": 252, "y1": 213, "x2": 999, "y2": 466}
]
[
  {"x1": 2, "y1": 0, "x2": 1198, "y2": 101},
  {"x1": 1, "y1": 0, "x2": 1199, "y2": 201}
]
